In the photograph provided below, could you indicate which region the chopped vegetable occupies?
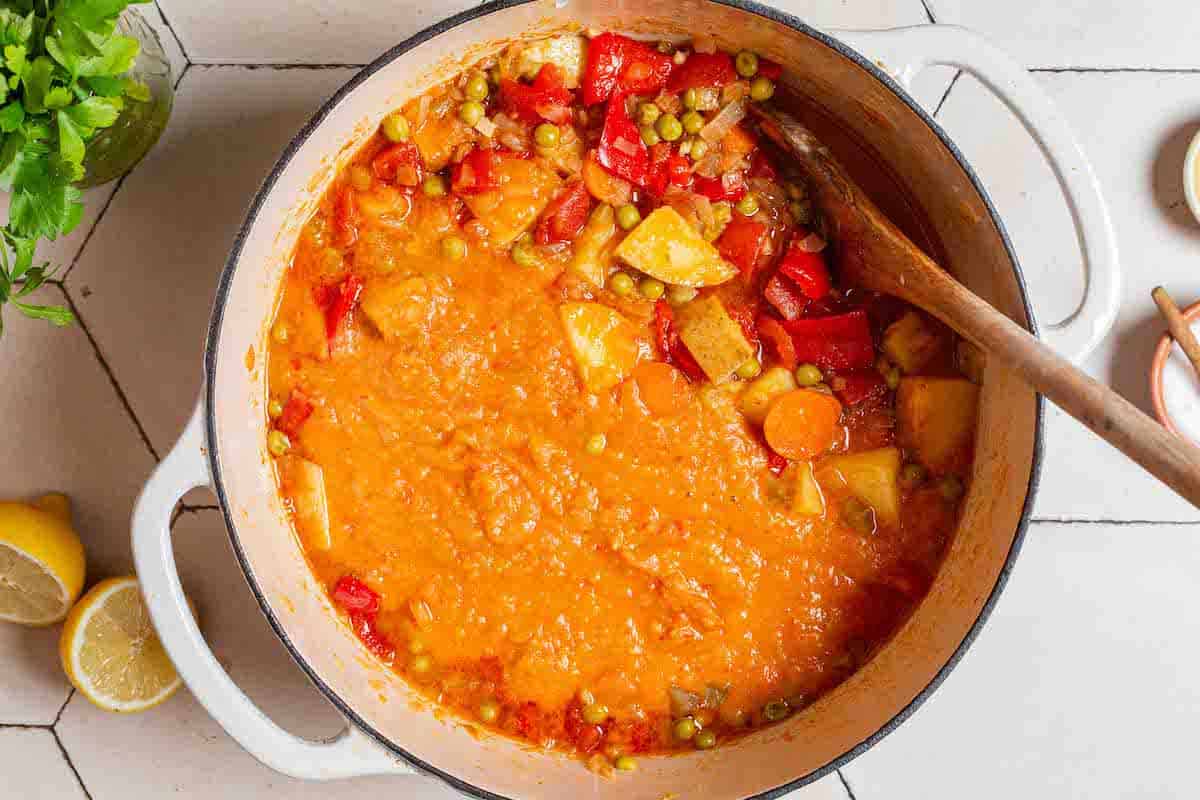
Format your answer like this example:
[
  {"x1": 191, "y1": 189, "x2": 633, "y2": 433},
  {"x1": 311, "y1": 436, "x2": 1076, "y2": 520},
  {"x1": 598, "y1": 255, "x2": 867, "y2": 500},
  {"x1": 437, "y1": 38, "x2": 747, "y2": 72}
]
[
  {"x1": 278, "y1": 455, "x2": 332, "y2": 549},
  {"x1": 633, "y1": 361, "x2": 691, "y2": 417},
  {"x1": 882, "y1": 311, "x2": 946, "y2": 374},
  {"x1": 616, "y1": 207, "x2": 737, "y2": 286},
  {"x1": 652, "y1": 300, "x2": 706, "y2": 382},
  {"x1": 738, "y1": 365, "x2": 797, "y2": 425},
  {"x1": 583, "y1": 150, "x2": 634, "y2": 205},
  {"x1": 675, "y1": 295, "x2": 757, "y2": 384},
  {"x1": 536, "y1": 180, "x2": 592, "y2": 244},
  {"x1": 698, "y1": 98, "x2": 747, "y2": 143},
  {"x1": 734, "y1": 194, "x2": 759, "y2": 217},
  {"x1": 782, "y1": 310, "x2": 875, "y2": 371},
  {"x1": 756, "y1": 315, "x2": 798, "y2": 370},
  {"x1": 441, "y1": 235, "x2": 468, "y2": 261},
  {"x1": 693, "y1": 170, "x2": 748, "y2": 202},
  {"x1": 583, "y1": 32, "x2": 674, "y2": 105},
  {"x1": 517, "y1": 35, "x2": 588, "y2": 88},
  {"x1": 267, "y1": 430, "x2": 290, "y2": 456},
  {"x1": 793, "y1": 461, "x2": 825, "y2": 516},
  {"x1": 749, "y1": 76, "x2": 775, "y2": 101},
  {"x1": 319, "y1": 274, "x2": 365, "y2": 341},
  {"x1": 667, "y1": 51, "x2": 736, "y2": 92},
  {"x1": 461, "y1": 156, "x2": 563, "y2": 245},
  {"x1": 422, "y1": 175, "x2": 447, "y2": 196},
  {"x1": 560, "y1": 302, "x2": 641, "y2": 392},
  {"x1": 450, "y1": 147, "x2": 501, "y2": 195},
  {"x1": 763, "y1": 273, "x2": 808, "y2": 320},
  {"x1": 597, "y1": 92, "x2": 650, "y2": 186},
  {"x1": 833, "y1": 371, "x2": 887, "y2": 407},
  {"x1": 360, "y1": 275, "x2": 436, "y2": 341},
  {"x1": 569, "y1": 203, "x2": 618, "y2": 286},
  {"x1": 639, "y1": 277, "x2": 666, "y2": 300},
  {"x1": 373, "y1": 142, "x2": 424, "y2": 186},
  {"x1": 821, "y1": 447, "x2": 901, "y2": 527},
  {"x1": 500, "y1": 64, "x2": 574, "y2": 124},
  {"x1": 763, "y1": 389, "x2": 842, "y2": 459},
  {"x1": 381, "y1": 112, "x2": 411, "y2": 142},
  {"x1": 276, "y1": 390, "x2": 314, "y2": 437},
  {"x1": 332, "y1": 576, "x2": 380, "y2": 615},
  {"x1": 412, "y1": 101, "x2": 475, "y2": 172},
  {"x1": 716, "y1": 216, "x2": 770, "y2": 277},
  {"x1": 777, "y1": 241, "x2": 832, "y2": 300},
  {"x1": 333, "y1": 187, "x2": 359, "y2": 248},
  {"x1": 896, "y1": 377, "x2": 979, "y2": 476}
]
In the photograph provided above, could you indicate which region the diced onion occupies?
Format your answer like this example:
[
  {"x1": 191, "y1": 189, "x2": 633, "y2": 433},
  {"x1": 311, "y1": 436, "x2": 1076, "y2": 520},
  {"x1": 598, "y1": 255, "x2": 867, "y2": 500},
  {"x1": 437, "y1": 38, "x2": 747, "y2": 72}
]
[
  {"x1": 699, "y1": 98, "x2": 746, "y2": 143},
  {"x1": 673, "y1": 49, "x2": 689, "y2": 65},
  {"x1": 474, "y1": 116, "x2": 497, "y2": 137},
  {"x1": 612, "y1": 136, "x2": 640, "y2": 157},
  {"x1": 414, "y1": 94, "x2": 432, "y2": 127},
  {"x1": 797, "y1": 231, "x2": 827, "y2": 252}
]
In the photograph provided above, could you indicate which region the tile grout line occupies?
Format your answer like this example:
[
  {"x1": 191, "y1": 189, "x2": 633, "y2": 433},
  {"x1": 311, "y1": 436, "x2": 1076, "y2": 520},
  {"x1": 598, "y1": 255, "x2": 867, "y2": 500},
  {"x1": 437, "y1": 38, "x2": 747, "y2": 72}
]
[
  {"x1": 58, "y1": 287, "x2": 161, "y2": 462},
  {"x1": 1030, "y1": 66, "x2": 1200, "y2": 74},
  {"x1": 918, "y1": 0, "x2": 938, "y2": 24},
  {"x1": 51, "y1": 728, "x2": 94, "y2": 800},
  {"x1": 52, "y1": 689, "x2": 74, "y2": 726},
  {"x1": 151, "y1": 0, "x2": 192, "y2": 65},
  {"x1": 193, "y1": 61, "x2": 367, "y2": 70},
  {"x1": 932, "y1": 68, "x2": 963, "y2": 118},
  {"x1": 1030, "y1": 517, "x2": 1200, "y2": 525},
  {"x1": 837, "y1": 768, "x2": 860, "y2": 800}
]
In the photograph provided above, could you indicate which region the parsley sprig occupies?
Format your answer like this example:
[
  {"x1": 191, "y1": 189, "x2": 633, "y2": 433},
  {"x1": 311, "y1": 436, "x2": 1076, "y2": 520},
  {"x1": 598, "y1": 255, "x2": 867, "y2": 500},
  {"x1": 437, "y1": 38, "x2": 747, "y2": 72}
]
[{"x1": 0, "y1": 0, "x2": 151, "y2": 336}]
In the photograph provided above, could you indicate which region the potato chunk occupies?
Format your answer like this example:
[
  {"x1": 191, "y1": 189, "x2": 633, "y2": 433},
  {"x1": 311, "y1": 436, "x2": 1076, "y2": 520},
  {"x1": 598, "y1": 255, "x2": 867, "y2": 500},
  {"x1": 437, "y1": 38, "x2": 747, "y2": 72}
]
[
  {"x1": 560, "y1": 302, "x2": 640, "y2": 392},
  {"x1": 821, "y1": 447, "x2": 901, "y2": 528},
  {"x1": 278, "y1": 456, "x2": 331, "y2": 550},
  {"x1": 739, "y1": 366, "x2": 796, "y2": 425},
  {"x1": 515, "y1": 35, "x2": 587, "y2": 88},
  {"x1": 793, "y1": 461, "x2": 825, "y2": 516},
  {"x1": 675, "y1": 295, "x2": 755, "y2": 384},
  {"x1": 897, "y1": 377, "x2": 979, "y2": 475},
  {"x1": 882, "y1": 311, "x2": 946, "y2": 374},
  {"x1": 615, "y1": 207, "x2": 737, "y2": 287},
  {"x1": 570, "y1": 203, "x2": 618, "y2": 287},
  {"x1": 411, "y1": 97, "x2": 474, "y2": 172},
  {"x1": 462, "y1": 157, "x2": 562, "y2": 246},
  {"x1": 360, "y1": 275, "x2": 443, "y2": 342}
]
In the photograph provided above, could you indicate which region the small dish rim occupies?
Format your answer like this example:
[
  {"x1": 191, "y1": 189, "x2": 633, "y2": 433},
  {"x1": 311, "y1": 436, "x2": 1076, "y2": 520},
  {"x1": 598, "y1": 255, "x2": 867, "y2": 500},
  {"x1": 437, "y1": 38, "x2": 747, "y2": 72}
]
[
  {"x1": 1150, "y1": 298, "x2": 1200, "y2": 440},
  {"x1": 1184, "y1": 128, "x2": 1200, "y2": 225}
]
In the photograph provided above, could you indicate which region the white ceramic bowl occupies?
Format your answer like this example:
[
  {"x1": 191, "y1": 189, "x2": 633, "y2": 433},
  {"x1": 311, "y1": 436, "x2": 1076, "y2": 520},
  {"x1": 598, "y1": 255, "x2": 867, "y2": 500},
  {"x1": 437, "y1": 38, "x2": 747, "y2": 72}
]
[{"x1": 1185, "y1": 128, "x2": 1200, "y2": 225}]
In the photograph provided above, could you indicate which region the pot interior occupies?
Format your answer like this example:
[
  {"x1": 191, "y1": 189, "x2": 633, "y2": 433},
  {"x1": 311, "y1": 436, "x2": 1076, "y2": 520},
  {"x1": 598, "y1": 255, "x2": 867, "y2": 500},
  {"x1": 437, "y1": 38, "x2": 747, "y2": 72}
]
[{"x1": 206, "y1": 1, "x2": 1038, "y2": 797}]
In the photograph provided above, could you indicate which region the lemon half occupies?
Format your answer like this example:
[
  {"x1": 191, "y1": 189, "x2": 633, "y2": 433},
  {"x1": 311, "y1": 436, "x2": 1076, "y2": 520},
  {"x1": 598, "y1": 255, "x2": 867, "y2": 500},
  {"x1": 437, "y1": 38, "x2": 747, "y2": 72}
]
[{"x1": 0, "y1": 494, "x2": 86, "y2": 626}]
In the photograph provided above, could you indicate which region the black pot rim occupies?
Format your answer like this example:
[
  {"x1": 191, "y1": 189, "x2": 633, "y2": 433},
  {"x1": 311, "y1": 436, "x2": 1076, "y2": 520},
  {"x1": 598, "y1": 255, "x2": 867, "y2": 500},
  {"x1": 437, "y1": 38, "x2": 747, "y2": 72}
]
[{"x1": 202, "y1": 2, "x2": 1043, "y2": 797}]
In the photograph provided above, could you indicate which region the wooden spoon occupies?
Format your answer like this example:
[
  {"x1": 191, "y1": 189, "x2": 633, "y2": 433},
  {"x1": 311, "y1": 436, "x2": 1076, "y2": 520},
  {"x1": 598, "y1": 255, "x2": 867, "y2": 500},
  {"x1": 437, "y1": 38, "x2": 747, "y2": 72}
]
[{"x1": 754, "y1": 106, "x2": 1200, "y2": 508}]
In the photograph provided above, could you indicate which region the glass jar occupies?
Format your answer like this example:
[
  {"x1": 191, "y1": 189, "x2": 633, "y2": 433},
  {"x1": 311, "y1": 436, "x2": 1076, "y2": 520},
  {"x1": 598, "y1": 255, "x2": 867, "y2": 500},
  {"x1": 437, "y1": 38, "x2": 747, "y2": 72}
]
[{"x1": 79, "y1": 9, "x2": 174, "y2": 188}]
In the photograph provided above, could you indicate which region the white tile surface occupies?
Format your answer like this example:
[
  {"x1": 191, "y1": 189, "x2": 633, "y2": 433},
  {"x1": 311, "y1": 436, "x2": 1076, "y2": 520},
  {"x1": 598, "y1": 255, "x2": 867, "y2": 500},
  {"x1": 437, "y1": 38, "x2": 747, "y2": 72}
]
[
  {"x1": 933, "y1": 0, "x2": 1200, "y2": 69},
  {"x1": 0, "y1": 728, "x2": 87, "y2": 800},
  {"x1": 936, "y1": 70, "x2": 1200, "y2": 521},
  {"x1": 842, "y1": 521, "x2": 1200, "y2": 799},
  {"x1": 66, "y1": 66, "x2": 360, "y2": 455}
]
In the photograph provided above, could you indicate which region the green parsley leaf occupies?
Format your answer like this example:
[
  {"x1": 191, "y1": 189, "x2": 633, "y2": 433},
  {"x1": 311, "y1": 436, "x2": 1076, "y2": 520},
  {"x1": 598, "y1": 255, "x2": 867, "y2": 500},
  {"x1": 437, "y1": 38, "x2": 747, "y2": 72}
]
[
  {"x1": 14, "y1": 300, "x2": 74, "y2": 326},
  {"x1": 56, "y1": 109, "x2": 84, "y2": 166},
  {"x1": 44, "y1": 85, "x2": 73, "y2": 109},
  {"x1": 0, "y1": 100, "x2": 24, "y2": 132},
  {"x1": 65, "y1": 95, "x2": 122, "y2": 127},
  {"x1": 75, "y1": 34, "x2": 139, "y2": 77},
  {"x1": 20, "y1": 55, "x2": 55, "y2": 113},
  {"x1": 122, "y1": 77, "x2": 149, "y2": 102},
  {"x1": 83, "y1": 74, "x2": 123, "y2": 96}
]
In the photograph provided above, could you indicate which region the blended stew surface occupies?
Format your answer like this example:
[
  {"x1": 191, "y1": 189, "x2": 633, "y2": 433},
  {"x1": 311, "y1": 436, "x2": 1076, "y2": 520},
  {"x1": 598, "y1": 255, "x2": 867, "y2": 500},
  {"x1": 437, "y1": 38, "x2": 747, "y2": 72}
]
[{"x1": 266, "y1": 31, "x2": 980, "y2": 770}]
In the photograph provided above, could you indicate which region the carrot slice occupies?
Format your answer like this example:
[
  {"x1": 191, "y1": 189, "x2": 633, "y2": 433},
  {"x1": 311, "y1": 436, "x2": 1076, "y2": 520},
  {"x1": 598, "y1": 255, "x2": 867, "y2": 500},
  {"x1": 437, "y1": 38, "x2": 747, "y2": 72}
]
[
  {"x1": 763, "y1": 389, "x2": 843, "y2": 460},
  {"x1": 632, "y1": 361, "x2": 690, "y2": 417}
]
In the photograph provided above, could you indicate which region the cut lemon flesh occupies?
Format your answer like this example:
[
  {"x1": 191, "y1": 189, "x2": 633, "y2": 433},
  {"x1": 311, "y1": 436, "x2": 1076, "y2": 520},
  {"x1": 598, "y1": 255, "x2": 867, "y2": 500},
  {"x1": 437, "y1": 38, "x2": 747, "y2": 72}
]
[
  {"x1": 60, "y1": 577, "x2": 184, "y2": 713},
  {"x1": 0, "y1": 496, "x2": 85, "y2": 626}
]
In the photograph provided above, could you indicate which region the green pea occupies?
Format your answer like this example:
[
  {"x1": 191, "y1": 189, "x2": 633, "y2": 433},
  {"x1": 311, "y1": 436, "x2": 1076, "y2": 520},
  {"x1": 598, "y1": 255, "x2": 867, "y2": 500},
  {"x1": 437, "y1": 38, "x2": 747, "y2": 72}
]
[
  {"x1": 271, "y1": 322, "x2": 290, "y2": 344},
  {"x1": 409, "y1": 653, "x2": 433, "y2": 675},
  {"x1": 735, "y1": 194, "x2": 759, "y2": 217},
  {"x1": 735, "y1": 50, "x2": 759, "y2": 78},
  {"x1": 616, "y1": 203, "x2": 641, "y2": 231},
  {"x1": 477, "y1": 699, "x2": 501, "y2": 723},
  {"x1": 511, "y1": 236, "x2": 537, "y2": 268},
  {"x1": 614, "y1": 755, "x2": 638, "y2": 772},
  {"x1": 267, "y1": 398, "x2": 284, "y2": 419},
  {"x1": 682, "y1": 87, "x2": 700, "y2": 110},
  {"x1": 749, "y1": 76, "x2": 775, "y2": 102},
  {"x1": 267, "y1": 430, "x2": 290, "y2": 456},
  {"x1": 842, "y1": 497, "x2": 876, "y2": 534},
  {"x1": 690, "y1": 139, "x2": 709, "y2": 160},
  {"x1": 638, "y1": 102, "x2": 662, "y2": 126},
  {"x1": 381, "y1": 112, "x2": 410, "y2": 142},
  {"x1": 694, "y1": 729, "x2": 717, "y2": 749},
  {"x1": 441, "y1": 235, "x2": 467, "y2": 261},
  {"x1": 639, "y1": 277, "x2": 666, "y2": 300},
  {"x1": 459, "y1": 100, "x2": 485, "y2": 126},
  {"x1": 609, "y1": 272, "x2": 636, "y2": 296},
  {"x1": 794, "y1": 363, "x2": 823, "y2": 387},
  {"x1": 640, "y1": 124, "x2": 661, "y2": 146},
  {"x1": 681, "y1": 110, "x2": 704, "y2": 135},
  {"x1": 939, "y1": 475, "x2": 965, "y2": 502},
  {"x1": 655, "y1": 113, "x2": 683, "y2": 142},
  {"x1": 667, "y1": 284, "x2": 698, "y2": 306},
  {"x1": 585, "y1": 433, "x2": 607, "y2": 456},
  {"x1": 582, "y1": 702, "x2": 609, "y2": 723},
  {"x1": 677, "y1": 137, "x2": 693, "y2": 157},
  {"x1": 900, "y1": 462, "x2": 928, "y2": 489},
  {"x1": 464, "y1": 72, "x2": 489, "y2": 102},
  {"x1": 712, "y1": 202, "x2": 732, "y2": 225},
  {"x1": 534, "y1": 123, "x2": 561, "y2": 148},
  {"x1": 422, "y1": 174, "x2": 447, "y2": 197},
  {"x1": 736, "y1": 358, "x2": 762, "y2": 380},
  {"x1": 673, "y1": 717, "x2": 698, "y2": 740},
  {"x1": 762, "y1": 700, "x2": 790, "y2": 722}
]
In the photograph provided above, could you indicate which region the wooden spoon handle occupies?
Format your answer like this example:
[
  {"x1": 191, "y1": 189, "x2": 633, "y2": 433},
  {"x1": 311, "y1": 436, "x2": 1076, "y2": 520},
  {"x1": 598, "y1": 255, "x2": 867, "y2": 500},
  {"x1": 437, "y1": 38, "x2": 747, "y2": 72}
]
[{"x1": 935, "y1": 270, "x2": 1200, "y2": 507}]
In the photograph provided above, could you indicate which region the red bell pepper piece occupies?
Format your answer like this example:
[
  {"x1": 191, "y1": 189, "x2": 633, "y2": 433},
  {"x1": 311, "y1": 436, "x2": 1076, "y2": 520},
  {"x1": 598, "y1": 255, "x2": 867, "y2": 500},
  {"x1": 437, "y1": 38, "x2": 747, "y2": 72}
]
[
  {"x1": 642, "y1": 141, "x2": 673, "y2": 197},
  {"x1": 451, "y1": 147, "x2": 501, "y2": 195},
  {"x1": 834, "y1": 370, "x2": 887, "y2": 406},
  {"x1": 692, "y1": 170, "x2": 747, "y2": 201},
  {"x1": 500, "y1": 64, "x2": 574, "y2": 124},
  {"x1": 777, "y1": 240, "x2": 832, "y2": 300},
  {"x1": 726, "y1": 303, "x2": 760, "y2": 348},
  {"x1": 535, "y1": 180, "x2": 592, "y2": 244},
  {"x1": 758, "y1": 58, "x2": 783, "y2": 80},
  {"x1": 371, "y1": 141, "x2": 423, "y2": 186},
  {"x1": 757, "y1": 314, "x2": 798, "y2": 370},
  {"x1": 332, "y1": 575, "x2": 380, "y2": 615},
  {"x1": 763, "y1": 273, "x2": 808, "y2": 321},
  {"x1": 276, "y1": 390, "x2": 314, "y2": 437},
  {"x1": 666, "y1": 152, "x2": 692, "y2": 189},
  {"x1": 582, "y1": 32, "x2": 674, "y2": 105},
  {"x1": 350, "y1": 612, "x2": 394, "y2": 659},
  {"x1": 321, "y1": 274, "x2": 364, "y2": 341},
  {"x1": 716, "y1": 215, "x2": 771, "y2": 277},
  {"x1": 597, "y1": 94, "x2": 649, "y2": 186},
  {"x1": 667, "y1": 51, "x2": 737, "y2": 93},
  {"x1": 653, "y1": 300, "x2": 706, "y2": 382},
  {"x1": 783, "y1": 310, "x2": 875, "y2": 371},
  {"x1": 766, "y1": 448, "x2": 789, "y2": 476},
  {"x1": 332, "y1": 186, "x2": 358, "y2": 248}
]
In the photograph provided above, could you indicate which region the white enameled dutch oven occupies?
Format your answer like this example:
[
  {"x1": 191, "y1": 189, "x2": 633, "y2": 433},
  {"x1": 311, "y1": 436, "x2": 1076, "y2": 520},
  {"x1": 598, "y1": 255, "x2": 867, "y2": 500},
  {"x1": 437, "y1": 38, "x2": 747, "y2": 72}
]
[{"x1": 131, "y1": 2, "x2": 1122, "y2": 797}]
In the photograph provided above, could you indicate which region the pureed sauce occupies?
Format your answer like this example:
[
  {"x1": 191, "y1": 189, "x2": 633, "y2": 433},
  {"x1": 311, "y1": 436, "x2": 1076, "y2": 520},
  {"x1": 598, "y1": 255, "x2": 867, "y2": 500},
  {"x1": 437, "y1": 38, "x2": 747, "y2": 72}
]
[{"x1": 266, "y1": 33, "x2": 979, "y2": 771}]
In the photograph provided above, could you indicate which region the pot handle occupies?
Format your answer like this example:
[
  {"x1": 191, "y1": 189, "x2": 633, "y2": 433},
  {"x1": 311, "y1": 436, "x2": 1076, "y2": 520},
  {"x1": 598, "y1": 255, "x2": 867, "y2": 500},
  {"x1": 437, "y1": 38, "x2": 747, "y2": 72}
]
[
  {"x1": 131, "y1": 401, "x2": 416, "y2": 780},
  {"x1": 831, "y1": 25, "x2": 1121, "y2": 364}
]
